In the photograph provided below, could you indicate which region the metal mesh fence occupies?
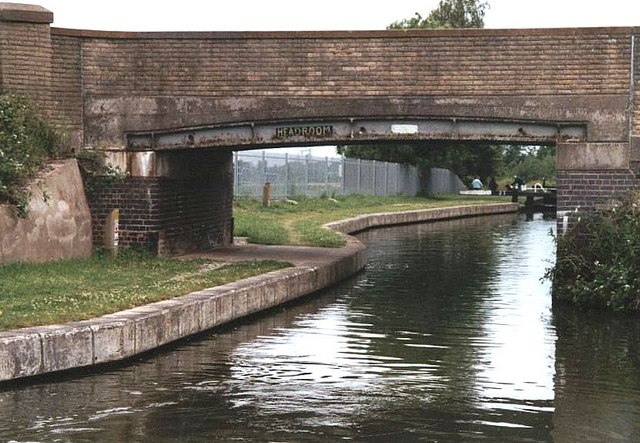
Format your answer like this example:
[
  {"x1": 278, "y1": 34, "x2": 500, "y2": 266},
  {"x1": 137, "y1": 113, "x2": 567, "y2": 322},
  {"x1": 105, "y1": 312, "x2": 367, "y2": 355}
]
[{"x1": 234, "y1": 151, "x2": 421, "y2": 199}]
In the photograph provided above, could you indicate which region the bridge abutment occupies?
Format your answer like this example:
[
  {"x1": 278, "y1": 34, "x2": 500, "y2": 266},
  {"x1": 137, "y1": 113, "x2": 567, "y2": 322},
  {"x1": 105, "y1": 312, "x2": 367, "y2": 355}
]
[
  {"x1": 89, "y1": 150, "x2": 233, "y2": 255},
  {"x1": 557, "y1": 142, "x2": 639, "y2": 216}
]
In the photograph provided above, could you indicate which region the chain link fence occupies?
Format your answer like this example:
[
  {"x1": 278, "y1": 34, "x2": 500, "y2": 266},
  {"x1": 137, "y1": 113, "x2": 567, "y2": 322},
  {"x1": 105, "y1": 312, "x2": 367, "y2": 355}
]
[{"x1": 234, "y1": 150, "x2": 465, "y2": 199}]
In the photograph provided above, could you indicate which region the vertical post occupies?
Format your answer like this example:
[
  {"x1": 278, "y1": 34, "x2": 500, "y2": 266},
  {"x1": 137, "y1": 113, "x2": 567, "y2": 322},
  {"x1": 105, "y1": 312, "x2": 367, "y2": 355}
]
[
  {"x1": 104, "y1": 209, "x2": 120, "y2": 258},
  {"x1": 373, "y1": 160, "x2": 377, "y2": 195},
  {"x1": 341, "y1": 157, "x2": 346, "y2": 195},
  {"x1": 357, "y1": 159, "x2": 361, "y2": 194},
  {"x1": 285, "y1": 153, "x2": 290, "y2": 197},
  {"x1": 384, "y1": 161, "x2": 389, "y2": 196},
  {"x1": 262, "y1": 150, "x2": 267, "y2": 188},
  {"x1": 305, "y1": 154, "x2": 309, "y2": 196},
  {"x1": 325, "y1": 156, "x2": 329, "y2": 195},
  {"x1": 233, "y1": 151, "x2": 239, "y2": 196},
  {"x1": 263, "y1": 182, "x2": 271, "y2": 207}
]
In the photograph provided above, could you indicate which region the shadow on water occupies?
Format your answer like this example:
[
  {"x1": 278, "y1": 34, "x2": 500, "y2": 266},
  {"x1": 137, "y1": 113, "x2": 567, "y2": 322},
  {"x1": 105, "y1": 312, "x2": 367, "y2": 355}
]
[{"x1": 2, "y1": 213, "x2": 640, "y2": 442}]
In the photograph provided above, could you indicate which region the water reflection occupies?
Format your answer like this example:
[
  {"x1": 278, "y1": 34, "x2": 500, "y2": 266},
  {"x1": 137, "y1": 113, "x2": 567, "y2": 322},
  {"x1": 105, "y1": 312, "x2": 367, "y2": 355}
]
[{"x1": 2, "y1": 213, "x2": 640, "y2": 441}]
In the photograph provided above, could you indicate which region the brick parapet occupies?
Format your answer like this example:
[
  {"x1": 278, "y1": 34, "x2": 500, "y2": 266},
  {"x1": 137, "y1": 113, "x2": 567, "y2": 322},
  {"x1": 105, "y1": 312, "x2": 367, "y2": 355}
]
[{"x1": 0, "y1": 20, "x2": 53, "y2": 117}]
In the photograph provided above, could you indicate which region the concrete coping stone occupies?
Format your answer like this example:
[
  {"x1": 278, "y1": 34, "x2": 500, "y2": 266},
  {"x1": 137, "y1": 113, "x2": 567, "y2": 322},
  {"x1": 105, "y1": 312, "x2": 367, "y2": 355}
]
[
  {"x1": 0, "y1": 3, "x2": 53, "y2": 24},
  {"x1": 0, "y1": 202, "x2": 519, "y2": 382}
]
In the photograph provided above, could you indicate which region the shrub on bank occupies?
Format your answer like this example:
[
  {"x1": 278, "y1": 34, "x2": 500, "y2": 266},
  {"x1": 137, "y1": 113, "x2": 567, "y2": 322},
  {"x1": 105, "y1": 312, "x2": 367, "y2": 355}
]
[
  {"x1": 548, "y1": 191, "x2": 640, "y2": 311},
  {"x1": 0, "y1": 93, "x2": 59, "y2": 216}
]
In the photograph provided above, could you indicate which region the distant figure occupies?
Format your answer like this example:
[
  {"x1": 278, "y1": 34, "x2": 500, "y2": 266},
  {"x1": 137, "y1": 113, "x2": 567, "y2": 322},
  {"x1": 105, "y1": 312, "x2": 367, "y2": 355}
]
[
  {"x1": 512, "y1": 175, "x2": 524, "y2": 192},
  {"x1": 471, "y1": 177, "x2": 483, "y2": 190},
  {"x1": 488, "y1": 177, "x2": 498, "y2": 194}
]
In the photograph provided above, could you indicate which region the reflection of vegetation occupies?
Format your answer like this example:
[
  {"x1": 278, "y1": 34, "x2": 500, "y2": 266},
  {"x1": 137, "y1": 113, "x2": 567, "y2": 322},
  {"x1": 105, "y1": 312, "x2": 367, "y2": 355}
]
[
  {"x1": 552, "y1": 303, "x2": 640, "y2": 441},
  {"x1": 547, "y1": 191, "x2": 640, "y2": 311}
]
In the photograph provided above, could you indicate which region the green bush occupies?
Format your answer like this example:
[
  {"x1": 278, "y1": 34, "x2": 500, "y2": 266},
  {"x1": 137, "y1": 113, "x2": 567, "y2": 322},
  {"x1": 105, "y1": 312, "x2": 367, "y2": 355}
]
[
  {"x1": 0, "y1": 93, "x2": 59, "y2": 216},
  {"x1": 547, "y1": 192, "x2": 640, "y2": 311}
]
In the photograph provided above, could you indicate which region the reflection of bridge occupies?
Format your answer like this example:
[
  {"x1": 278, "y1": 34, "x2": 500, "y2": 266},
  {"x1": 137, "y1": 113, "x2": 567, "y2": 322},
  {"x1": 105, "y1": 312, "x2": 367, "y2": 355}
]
[{"x1": 2, "y1": 3, "x2": 640, "y2": 253}]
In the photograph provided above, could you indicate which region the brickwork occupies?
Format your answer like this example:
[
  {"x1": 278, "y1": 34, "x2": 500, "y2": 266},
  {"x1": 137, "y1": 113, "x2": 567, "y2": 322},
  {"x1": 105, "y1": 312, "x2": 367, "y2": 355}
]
[
  {"x1": 632, "y1": 33, "x2": 640, "y2": 136},
  {"x1": 66, "y1": 31, "x2": 629, "y2": 98},
  {"x1": 89, "y1": 151, "x2": 233, "y2": 255},
  {"x1": 51, "y1": 35, "x2": 83, "y2": 150},
  {"x1": 45, "y1": 27, "x2": 634, "y2": 147},
  {"x1": 0, "y1": 21, "x2": 52, "y2": 116},
  {"x1": 557, "y1": 170, "x2": 639, "y2": 212}
]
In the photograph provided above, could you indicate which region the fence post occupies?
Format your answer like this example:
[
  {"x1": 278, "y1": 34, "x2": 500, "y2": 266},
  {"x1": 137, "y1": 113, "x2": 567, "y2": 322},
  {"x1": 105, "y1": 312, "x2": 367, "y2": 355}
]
[
  {"x1": 285, "y1": 153, "x2": 289, "y2": 197},
  {"x1": 357, "y1": 159, "x2": 361, "y2": 194},
  {"x1": 305, "y1": 154, "x2": 309, "y2": 195},
  {"x1": 262, "y1": 151, "x2": 267, "y2": 194},
  {"x1": 325, "y1": 156, "x2": 329, "y2": 195},
  {"x1": 385, "y1": 161, "x2": 389, "y2": 196},
  {"x1": 373, "y1": 160, "x2": 377, "y2": 195},
  {"x1": 342, "y1": 157, "x2": 346, "y2": 195},
  {"x1": 395, "y1": 163, "x2": 401, "y2": 195},
  {"x1": 233, "y1": 151, "x2": 239, "y2": 196}
]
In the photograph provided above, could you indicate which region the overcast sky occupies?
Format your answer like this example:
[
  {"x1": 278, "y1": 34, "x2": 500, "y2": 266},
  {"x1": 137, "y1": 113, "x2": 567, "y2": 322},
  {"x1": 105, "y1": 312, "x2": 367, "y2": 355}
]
[{"x1": 31, "y1": 0, "x2": 640, "y2": 32}]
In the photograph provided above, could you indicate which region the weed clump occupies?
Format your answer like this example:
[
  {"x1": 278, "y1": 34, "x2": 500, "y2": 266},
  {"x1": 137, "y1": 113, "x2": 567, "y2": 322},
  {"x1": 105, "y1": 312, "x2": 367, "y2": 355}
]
[
  {"x1": 548, "y1": 191, "x2": 640, "y2": 311},
  {"x1": 0, "y1": 93, "x2": 59, "y2": 216}
]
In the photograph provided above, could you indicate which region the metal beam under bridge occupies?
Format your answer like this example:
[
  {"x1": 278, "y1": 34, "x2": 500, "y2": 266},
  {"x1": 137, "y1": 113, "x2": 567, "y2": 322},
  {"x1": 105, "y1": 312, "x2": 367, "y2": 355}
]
[{"x1": 126, "y1": 117, "x2": 587, "y2": 151}]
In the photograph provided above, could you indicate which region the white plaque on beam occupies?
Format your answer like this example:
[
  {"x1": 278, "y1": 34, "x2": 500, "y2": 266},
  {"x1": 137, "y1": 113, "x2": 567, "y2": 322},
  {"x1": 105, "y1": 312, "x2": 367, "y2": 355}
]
[{"x1": 391, "y1": 124, "x2": 419, "y2": 134}]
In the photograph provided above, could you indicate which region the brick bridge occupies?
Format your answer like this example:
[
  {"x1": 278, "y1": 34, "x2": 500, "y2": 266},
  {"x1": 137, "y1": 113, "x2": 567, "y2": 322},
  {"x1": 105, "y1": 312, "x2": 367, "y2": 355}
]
[{"x1": 2, "y1": 3, "x2": 639, "y2": 254}]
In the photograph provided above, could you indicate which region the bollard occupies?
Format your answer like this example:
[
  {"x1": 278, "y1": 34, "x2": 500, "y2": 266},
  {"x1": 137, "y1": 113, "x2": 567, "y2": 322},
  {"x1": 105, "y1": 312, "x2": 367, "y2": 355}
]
[
  {"x1": 263, "y1": 182, "x2": 271, "y2": 207},
  {"x1": 104, "y1": 209, "x2": 120, "y2": 257}
]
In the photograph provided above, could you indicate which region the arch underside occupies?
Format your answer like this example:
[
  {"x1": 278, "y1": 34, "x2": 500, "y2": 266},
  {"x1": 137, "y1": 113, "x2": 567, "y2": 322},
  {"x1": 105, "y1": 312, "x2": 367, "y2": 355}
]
[{"x1": 126, "y1": 116, "x2": 587, "y2": 151}]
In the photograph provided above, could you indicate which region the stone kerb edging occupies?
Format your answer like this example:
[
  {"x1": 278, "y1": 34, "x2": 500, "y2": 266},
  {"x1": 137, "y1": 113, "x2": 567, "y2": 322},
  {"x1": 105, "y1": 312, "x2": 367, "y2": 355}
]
[
  {"x1": 0, "y1": 202, "x2": 518, "y2": 383},
  {"x1": 324, "y1": 203, "x2": 520, "y2": 234}
]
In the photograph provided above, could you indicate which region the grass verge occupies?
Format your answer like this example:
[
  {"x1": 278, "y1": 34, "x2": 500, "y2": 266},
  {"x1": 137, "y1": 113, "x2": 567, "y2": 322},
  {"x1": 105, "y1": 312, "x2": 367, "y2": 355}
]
[
  {"x1": 234, "y1": 194, "x2": 506, "y2": 247},
  {"x1": 0, "y1": 250, "x2": 290, "y2": 332}
]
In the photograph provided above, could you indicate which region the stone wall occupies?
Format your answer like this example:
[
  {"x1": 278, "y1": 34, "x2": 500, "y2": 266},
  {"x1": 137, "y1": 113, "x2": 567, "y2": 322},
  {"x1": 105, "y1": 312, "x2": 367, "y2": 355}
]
[{"x1": 0, "y1": 159, "x2": 92, "y2": 264}]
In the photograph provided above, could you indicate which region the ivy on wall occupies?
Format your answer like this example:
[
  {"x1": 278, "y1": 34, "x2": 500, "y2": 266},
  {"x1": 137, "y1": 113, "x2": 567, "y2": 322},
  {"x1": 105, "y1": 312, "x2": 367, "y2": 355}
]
[{"x1": 0, "y1": 92, "x2": 59, "y2": 217}]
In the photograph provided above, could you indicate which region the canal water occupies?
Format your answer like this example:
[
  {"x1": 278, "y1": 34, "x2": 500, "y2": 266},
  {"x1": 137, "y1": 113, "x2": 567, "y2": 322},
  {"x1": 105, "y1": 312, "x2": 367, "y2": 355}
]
[{"x1": 2, "y1": 213, "x2": 640, "y2": 442}]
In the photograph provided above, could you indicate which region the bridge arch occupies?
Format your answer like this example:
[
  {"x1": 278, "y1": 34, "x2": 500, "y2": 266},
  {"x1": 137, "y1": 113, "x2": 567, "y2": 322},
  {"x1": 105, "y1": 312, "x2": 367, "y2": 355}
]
[{"x1": 0, "y1": 3, "x2": 638, "y2": 253}]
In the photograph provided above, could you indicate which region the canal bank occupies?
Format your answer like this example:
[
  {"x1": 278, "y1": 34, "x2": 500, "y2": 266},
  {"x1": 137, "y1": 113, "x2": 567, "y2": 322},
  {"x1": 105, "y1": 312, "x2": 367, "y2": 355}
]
[{"x1": 0, "y1": 203, "x2": 518, "y2": 383}]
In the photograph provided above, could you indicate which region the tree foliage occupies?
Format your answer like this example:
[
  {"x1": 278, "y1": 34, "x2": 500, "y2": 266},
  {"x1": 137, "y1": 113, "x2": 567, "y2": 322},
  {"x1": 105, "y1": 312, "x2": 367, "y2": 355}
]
[
  {"x1": 501, "y1": 145, "x2": 556, "y2": 182},
  {"x1": 0, "y1": 93, "x2": 59, "y2": 215},
  {"x1": 337, "y1": 141, "x2": 502, "y2": 185},
  {"x1": 388, "y1": 0, "x2": 489, "y2": 29}
]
